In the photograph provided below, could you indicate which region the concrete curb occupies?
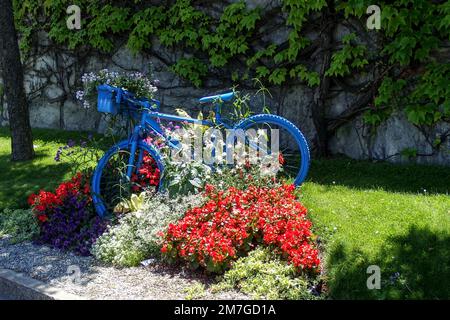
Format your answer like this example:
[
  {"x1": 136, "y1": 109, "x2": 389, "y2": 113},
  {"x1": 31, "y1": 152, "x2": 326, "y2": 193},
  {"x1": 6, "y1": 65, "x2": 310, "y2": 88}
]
[{"x1": 0, "y1": 268, "x2": 85, "y2": 300}]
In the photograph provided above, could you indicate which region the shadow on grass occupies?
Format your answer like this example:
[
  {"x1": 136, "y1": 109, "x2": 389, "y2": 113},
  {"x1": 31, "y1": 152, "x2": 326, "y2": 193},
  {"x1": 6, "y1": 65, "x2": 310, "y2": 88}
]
[
  {"x1": 0, "y1": 127, "x2": 113, "y2": 209},
  {"x1": 0, "y1": 152, "x2": 71, "y2": 209},
  {"x1": 307, "y1": 157, "x2": 450, "y2": 195},
  {"x1": 326, "y1": 225, "x2": 450, "y2": 299},
  {"x1": 0, "y1": 126, "x2": 99, "y2": 145}
]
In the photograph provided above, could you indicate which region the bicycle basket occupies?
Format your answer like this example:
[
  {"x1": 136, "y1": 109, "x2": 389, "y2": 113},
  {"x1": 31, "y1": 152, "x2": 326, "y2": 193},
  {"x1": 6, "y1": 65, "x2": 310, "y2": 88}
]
[{"x1": 97, "y1": 84, "x2": 120, "y2": 115}]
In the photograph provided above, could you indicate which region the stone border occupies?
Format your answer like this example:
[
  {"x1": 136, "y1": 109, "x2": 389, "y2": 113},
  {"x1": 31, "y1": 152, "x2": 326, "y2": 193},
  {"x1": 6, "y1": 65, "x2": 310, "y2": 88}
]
[{"x1": 0, "y1": 268, "x2": 84, "y2": 300}]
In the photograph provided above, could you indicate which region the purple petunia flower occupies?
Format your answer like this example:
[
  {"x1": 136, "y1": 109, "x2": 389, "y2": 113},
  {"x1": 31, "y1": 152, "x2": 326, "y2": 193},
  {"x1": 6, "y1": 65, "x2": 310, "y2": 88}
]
[
  {"x1": 67, "y1": 139, "x2": 76, "y2": 148},
  {"x1": 36, "y1": 193, "x2": 108, "y2": 256}
]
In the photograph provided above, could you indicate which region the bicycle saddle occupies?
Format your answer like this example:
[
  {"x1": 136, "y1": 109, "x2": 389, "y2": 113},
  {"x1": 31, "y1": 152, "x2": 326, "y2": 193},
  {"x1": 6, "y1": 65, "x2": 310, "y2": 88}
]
[{"x1": 199, "y1": 92, "x2": 234, "y2": 103}]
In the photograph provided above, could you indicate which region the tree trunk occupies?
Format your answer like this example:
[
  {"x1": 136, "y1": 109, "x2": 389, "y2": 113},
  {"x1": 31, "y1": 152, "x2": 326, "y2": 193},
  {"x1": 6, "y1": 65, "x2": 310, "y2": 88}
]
[
  {"x1": 0, "y1": 0, "x2": 34, "y2": 161},
  {"x1": 312, "y1": 0, "x2": 335, "y2": 157}
]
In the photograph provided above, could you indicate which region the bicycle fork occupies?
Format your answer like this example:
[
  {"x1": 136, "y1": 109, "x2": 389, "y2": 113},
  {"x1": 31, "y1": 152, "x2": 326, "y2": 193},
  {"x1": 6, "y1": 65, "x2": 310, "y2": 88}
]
[{"x1": 126, "y1": 126, "x2": 143, "y2": 179}]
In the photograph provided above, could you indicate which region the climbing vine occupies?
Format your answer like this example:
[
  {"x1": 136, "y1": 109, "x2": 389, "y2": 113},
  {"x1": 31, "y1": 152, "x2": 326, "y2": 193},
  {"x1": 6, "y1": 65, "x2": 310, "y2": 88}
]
[
  {"x1": 354, "y1": 1, "x2": 450, "y2": 131},
  {"x1": 11, "y1": 0, "x2": 450, "y2": 157},
  {"x1": 13, "y1": 0, "x2": 323, "y2": 88}
]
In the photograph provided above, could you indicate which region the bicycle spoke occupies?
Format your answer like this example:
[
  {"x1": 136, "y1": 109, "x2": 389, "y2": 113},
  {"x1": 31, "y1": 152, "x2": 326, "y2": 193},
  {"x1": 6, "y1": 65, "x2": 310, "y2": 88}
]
[{"x1": 97, "y1": 147, "x2": 160, "y2": 214}]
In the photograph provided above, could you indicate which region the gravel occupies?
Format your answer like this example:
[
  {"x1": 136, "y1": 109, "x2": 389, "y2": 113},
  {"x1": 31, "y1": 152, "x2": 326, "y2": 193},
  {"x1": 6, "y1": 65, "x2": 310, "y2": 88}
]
[{"x1": 0, "y1": 238, "x2": 249, "y2": 300}]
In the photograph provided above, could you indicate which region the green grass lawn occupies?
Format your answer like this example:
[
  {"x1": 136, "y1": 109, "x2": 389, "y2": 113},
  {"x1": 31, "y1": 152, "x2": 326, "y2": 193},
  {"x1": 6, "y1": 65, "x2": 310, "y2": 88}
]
[
  {"x1": 301, "y1": 158, "x2": 450, "y2": 299},
  {"x1": 0, "y1": 127, "x2": 101, "y2": 209},
  {"x1": 0, "y1": 127, "x2": 449, "y2": 299}
]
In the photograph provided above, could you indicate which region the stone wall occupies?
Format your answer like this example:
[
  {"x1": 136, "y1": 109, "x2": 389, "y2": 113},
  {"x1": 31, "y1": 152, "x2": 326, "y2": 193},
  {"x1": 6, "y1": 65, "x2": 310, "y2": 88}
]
[{"x1": 1, "y1": 19, "x2": 449, "y2": 166}]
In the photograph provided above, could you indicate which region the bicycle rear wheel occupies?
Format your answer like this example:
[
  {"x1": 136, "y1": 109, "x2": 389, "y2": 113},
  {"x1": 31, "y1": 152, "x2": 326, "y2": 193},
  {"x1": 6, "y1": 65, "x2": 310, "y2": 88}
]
[
  {"x1": 91, "y1": 140, "x2": 164, "y2": 217},
  {"x1": 234, "y1": 114, "x2": 310, "y2": 186}
]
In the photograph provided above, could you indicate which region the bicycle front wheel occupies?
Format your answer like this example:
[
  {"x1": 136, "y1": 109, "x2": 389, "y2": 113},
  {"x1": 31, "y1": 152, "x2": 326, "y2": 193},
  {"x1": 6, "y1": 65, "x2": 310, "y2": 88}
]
[
  {"x1": 235, "y1": 114, "x2": 310, "y2": 186},
  {"x1": 91, "y1": 140, "x2": 164, "y2": 217}
]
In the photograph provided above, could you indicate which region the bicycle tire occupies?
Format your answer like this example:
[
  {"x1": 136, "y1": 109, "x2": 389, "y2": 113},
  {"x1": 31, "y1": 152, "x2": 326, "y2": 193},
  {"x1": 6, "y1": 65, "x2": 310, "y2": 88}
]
[
  {"x1": 91, "y1": 140, "x2": 164, "y2": 217},
  {"x1": 234, "y1": 114, "x2": 310, "y2": 186}
]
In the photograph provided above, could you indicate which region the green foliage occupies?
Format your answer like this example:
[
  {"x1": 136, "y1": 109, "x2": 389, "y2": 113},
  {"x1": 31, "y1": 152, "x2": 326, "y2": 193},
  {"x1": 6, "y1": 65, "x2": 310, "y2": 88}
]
[
  {"x1": 332, "y1": 1, "x2": 449, "y2": 132},
  {"x1": 268, "y1": 68, "x2": 288, "y2": 85},
  {"x1": 14, "y1": 0, "x2": 320, "y2": 87},
  {"x1": 170, "y1": 58, "x2": 208, "y2": 88},
  {"x1": 207, "y1": 165, "x2": 281, "y2": 192},
  {"x1": 271, "y1": 0, "x2": 325, "y2": 86},
  {"x1": 289, "y1": 65, "x2": 320, "y2": 87},
  {"x1": 183, "y1": 283, "x2": 206, "y2": 300},
  {"x1": 381, "y1": 2, "x2": 441, "y2": 66},
  {"x1": 438, "y1": 2, "x2": 450, "y2": 40},
  {"x1": 114, "y1": 192, "x2": 146, "y2": 214},
  {"x1": 212, "y1": 247, "x2": 320, "y2": 300},
  {"x1": 373, "y1": 62, "x2": 450, "y2": 127},
  {"x1": 405, "y1": 104, "x2": 441, "y2": 126},
  {"x1": 14, "y1": 1, "x2": 134, "y2": 53},
  {"x1": 374, "y1": 77, "x2": 406, "y2": 108},
  {"x1": 361, "y1": 1, "x2": 448, "y2": 129},
  {"x1": 0, "y1": 208, "x2": 39, "y2": 243},
  {"x1": 282, "y1": 0, "x2": 327, "y2": 31},
  {"x1": 128, "y1": 7, "x2": 165, "y2": 52},
  {"x1": 86, "y1": 3, "x2": 129, "y2": 48},
  {"x1": 325, "y1": 33, "x2": 368, "y2": 77},
  {"x1": 363, "y1": 109, "x2": 390, "y2": 127},
  {"x1": 406, "y1": 63, "x2": 450, "y2": 125},
  {"x1": 162, "y1": 159, "x2": 212, "y2": 197},
  {"x1": 13, "y1": 0, "x2": 450, "y2": 130},
  {"x1": 363, "y1": 77, "x2": 406, "y2": 126},
  {"x1": 400, "y1": 148, "x2": 418, "y2": 159},
  {"x1": 337, "y1": 0, "x2": 371, "y2": 18}
]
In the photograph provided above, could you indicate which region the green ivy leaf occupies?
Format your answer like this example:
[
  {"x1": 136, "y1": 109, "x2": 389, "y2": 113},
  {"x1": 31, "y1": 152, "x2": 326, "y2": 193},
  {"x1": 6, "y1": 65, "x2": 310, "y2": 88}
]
[{"x1": 268, "y1": 68, "x2": 287, "y2": 85}]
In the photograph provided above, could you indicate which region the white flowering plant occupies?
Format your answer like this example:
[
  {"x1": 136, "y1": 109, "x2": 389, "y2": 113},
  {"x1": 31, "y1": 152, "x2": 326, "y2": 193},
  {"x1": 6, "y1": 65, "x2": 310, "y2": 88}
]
[
  {"x1": 91, "y1": 193, "x2": 205, "y2": 267},
  {"x1": 162, "y1": 158, "x2": 213, "y2": 196},
  {"x1": 76, "y1": 69, "x2": 158, "y2": 109},
  {"x1": 158, "y1": 104, "x2": 281, "y2": 195}
]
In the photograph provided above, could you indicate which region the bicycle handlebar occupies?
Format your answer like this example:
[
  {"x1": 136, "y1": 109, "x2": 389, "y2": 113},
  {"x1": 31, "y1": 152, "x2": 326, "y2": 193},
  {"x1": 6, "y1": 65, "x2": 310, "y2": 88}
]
[{"x1": 111, "y1": 85, "x2": 160, "y2": 110}]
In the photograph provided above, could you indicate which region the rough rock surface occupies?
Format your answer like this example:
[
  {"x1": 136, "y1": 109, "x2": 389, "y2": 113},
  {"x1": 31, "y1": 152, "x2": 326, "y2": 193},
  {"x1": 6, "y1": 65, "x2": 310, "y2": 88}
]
[{"x1": 0, "y1": 13, "x2": 448, "y2": 166}]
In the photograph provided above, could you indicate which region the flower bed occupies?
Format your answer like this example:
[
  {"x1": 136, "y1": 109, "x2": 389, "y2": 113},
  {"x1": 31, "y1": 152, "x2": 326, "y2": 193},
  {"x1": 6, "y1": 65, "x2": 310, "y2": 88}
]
[
  {"x1": 161, "y1": 184, "x2": 320, "y2": 273},
  {"x1": 18, "y1": 126, "x2": 322, "y2": 299},
  {"x1": 15, "y1": 71, "x2": 323, "y2": 299},
  {"x1": 23, "y1": 163, "x2": 321, "y2": 295},
  {"x1": 28, "y1": 173, "x2": 108, "y2": 256}
]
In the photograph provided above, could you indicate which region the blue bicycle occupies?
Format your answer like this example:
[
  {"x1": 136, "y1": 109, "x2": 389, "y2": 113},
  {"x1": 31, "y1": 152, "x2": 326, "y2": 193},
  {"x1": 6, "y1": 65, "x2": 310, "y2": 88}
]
[{"x1": 92, "y1": 84, "x2": 310, "y2": 217}]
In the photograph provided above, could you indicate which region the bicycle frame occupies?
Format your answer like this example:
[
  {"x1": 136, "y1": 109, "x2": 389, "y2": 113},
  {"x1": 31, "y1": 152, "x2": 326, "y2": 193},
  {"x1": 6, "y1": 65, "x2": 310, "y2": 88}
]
[{"x1": 125, "y1": 100, "x2": 233, "y2": 177}]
